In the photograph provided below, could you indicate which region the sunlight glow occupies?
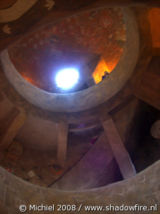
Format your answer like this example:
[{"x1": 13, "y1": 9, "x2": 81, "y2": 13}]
[{"x1": 55, "y1": 68, "x2": 79, "y2": 90}]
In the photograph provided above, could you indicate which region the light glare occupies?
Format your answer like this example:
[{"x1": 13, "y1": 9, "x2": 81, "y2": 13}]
[{"x1": 55, "y1": 68, "x2": 79, "y2": 90}]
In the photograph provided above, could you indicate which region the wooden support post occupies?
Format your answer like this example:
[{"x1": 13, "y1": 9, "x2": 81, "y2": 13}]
[
  {"x1": 0, "y1": 108, "x2": 26, "y2": 150},
  {"x1": 102, "y1": 116, "x2": 136, "y2": 179},
  {"x1": 57, "y1": 122, "x2": 68, "y2": 167}
]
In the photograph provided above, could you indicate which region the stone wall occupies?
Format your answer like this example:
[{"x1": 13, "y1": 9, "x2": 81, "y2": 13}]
[
  {"x1": 0, "y1": 8, "x2": 139, "y2": 112},
  {"x1": 0, "y1": 160, "x2": 159, "y2": 213}
]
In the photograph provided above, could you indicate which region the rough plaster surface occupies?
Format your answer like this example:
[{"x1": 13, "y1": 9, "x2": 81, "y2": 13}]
[
  {"x1": 16, "y1": 114, "x2": 58, "y2": 151},
  {"x1": 0, "y1": 160, "x2": 159, "y2": 213},
  {"x1": 8, "y1": 7, "x2": 124, "y2": 92},
  {"x1": 51, "y1": 133, "x2": 118, "y2": 190},
  {"x1": 0, "y1": 8, "x2": 139, "y2": 112},
  {"x1": 0, "y1": 96, "x2": 13, "y2": 121}
]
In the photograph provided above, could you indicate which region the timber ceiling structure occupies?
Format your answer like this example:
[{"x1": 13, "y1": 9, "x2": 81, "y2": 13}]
[{"x1": 0, "y1": 0, "x2": 160, "y2": 214}]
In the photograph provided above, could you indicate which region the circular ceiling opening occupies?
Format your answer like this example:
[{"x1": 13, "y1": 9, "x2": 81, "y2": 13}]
[
  {"x1": 8, "y1": 7, "x2": 126, "y2": 93},
  {"x1": 1, "y1": 8, "x2": 139, "y2": 112}
]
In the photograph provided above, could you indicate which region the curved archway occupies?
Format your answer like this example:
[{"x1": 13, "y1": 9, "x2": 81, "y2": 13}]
[{"x1": 0, "y1": 8, "x2": 139, "y2": 113}]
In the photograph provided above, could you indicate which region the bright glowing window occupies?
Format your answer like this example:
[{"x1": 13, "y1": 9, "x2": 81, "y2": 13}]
[{"x1": 55, "y1": 68, "x2": 79, "y2": 90}]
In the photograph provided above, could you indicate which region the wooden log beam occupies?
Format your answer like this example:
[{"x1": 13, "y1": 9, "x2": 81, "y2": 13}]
[
  {"x1": 102, "y1": 116, "x2": 136, "y2": 179},
  {"x1": 0, "y1": 108, "x2": 26, "y2": 150},
  {"x1": 57, "y1": 122, "x2": 68, "y2": 167}
]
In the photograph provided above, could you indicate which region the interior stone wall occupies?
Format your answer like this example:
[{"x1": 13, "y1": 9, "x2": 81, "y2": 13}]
[
  {"x1": 0, "y1": 8, "x2": 139, "y2": 112},
  {"x1": 0, "y1": 160, "x2": 159, "y2": 213},
  {"x1": 16, "y1": 114, "x2": 58, "y2": 151},
  {"x1": 0, "y1": 95, "x2": 13, "y2": 121}
]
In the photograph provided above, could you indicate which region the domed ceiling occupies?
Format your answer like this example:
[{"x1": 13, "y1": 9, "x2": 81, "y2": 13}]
[{"x1": 8, "y1": 7, "x2": 126, "y2": 93}]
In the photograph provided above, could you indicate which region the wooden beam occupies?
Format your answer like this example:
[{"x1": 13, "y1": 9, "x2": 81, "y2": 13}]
[
  {"x1": 0, "y1": 108, "x2": 26, "y2": 150},
  {"x1": 102, "y1": 116, "x2": 136, "y2": 179},
  {"x1": 90, "y1": 0, "x2": 160, "y2": 8},
  {"x1": 57, "y1": 122, "x2": 68, "y2": 167}
]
